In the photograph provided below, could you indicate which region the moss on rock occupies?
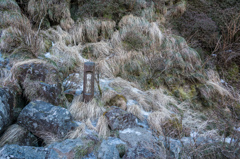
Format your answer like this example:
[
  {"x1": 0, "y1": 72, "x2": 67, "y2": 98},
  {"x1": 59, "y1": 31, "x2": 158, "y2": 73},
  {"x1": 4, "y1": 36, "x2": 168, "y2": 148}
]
[{"x1": 106, "y1": 94, "x2": 127, "y2": 110}]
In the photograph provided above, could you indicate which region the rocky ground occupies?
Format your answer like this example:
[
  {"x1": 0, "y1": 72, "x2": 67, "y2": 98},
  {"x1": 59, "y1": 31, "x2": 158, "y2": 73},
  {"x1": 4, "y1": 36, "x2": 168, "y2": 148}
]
[{"x1": 0, "y1": 0, "x2": 240, "y2": 159}]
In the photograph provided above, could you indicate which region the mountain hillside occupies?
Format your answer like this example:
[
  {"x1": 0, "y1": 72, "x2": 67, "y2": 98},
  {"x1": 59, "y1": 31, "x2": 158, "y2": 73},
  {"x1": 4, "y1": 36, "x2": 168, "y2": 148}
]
[{"x1": 0, "y1": 0, "x2": 240, "y2": 158}]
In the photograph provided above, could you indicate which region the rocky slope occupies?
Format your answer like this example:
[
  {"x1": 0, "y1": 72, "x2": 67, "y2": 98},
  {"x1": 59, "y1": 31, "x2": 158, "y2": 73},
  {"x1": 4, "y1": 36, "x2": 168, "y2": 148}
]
[{"x1": 0, "y1": 0, "x2": 240, "y2": 158}]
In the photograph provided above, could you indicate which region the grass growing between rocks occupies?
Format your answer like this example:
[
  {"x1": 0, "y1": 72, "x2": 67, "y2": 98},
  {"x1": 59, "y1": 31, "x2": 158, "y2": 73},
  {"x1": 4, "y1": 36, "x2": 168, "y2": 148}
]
[{"x1": 0, "y1": 1, "x2": 240, "y2": 159}]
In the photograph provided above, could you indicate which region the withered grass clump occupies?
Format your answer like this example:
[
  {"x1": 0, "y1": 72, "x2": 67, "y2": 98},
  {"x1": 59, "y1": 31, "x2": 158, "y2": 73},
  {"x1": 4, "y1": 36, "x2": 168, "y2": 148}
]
[
  {"x1": 0, "y1": 124, "x2": 30, "y2": 147},
  {"x1": 96, "y1": 115, "x2": 110, "y2": 139},
  {"x1": 0, "y1": 0, "x2": 29, "y2": 28},
  {"x1": 27, "y1": 0, "x2": 74, "y2": 30},
  {"x1": 69, "y1": 96, "x2": 105, "y2": 121}
]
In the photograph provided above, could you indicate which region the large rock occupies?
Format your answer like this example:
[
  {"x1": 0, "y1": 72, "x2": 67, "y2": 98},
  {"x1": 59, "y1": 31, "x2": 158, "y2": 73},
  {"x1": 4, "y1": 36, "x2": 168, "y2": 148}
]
[
  {"x1": 0, "y1": 88, "x2": 12, "y2": 134},
  {"x1": 105, "y1": 106, "x2": 137, "y2": 130},
  {"x1": 0, "y1": 144, "x2": 59, "y2": 159},
  {"x1": 98, "y1": 137, "x2": 127, "y2": 159},
  {"x1": 48, "y1": 138, "x2": 99, "y2": 159},
  {"x1": 48, "y1": 138, "x2": 83, "y2": 159},
  {"x1": 17, "y1": 101, "x2": 77, "y2": 140},
  {"x1": 11, "y1": 59, "x2": 65, "y2": 105},
  {"x1": 159, "y1": 136, "x2": 217, "y2": 159},
  {"x1": 119, "y1": 127, "x2": 166, "y2": 159},
  {"x1": 0, "y1": 138, "x2": 96, "y2": 159},
  {"x1": 0, "y1": 86, "x2": 24, "y2": 134},
  {"x1": 123, "y1": 141, "x2": 163, "y2": 159}
]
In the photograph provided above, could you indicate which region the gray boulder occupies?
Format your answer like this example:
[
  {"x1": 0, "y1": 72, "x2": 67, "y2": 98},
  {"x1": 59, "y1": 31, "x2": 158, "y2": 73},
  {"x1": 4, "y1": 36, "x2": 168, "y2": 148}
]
[
  {"x1": 48, "y1": 138, "x2": 84, "y2": 159},
  {"x1": 0, "y1": 144, "x2": 59, "y2": 159},
  {"x1": 11, "y1": 60, "x2": 66, "y2": 106},
  {"x1": 0, "y1": 88, "x2": 12, "y2": 134},
  {"x1": 123, "y1": 141, "x2": 163, "y2": 159},
  {"x1": 0, "y1": 86, "x2": 25, "y2": 134},
  {"x1": 159, "y1": 136, "x2": 182, "y2": 159},
  {"x1": 105, "y1": 106, "x2": 137, "y2": 130},
  {"x1": 98, "y1": 137, "x2": 127, "y2": 159},
  {"x1": 120, "y1": 127, "x2": 166, "y2": 159},
  {"x1": 17, "y1": 101, "x2": 77, "y2": 141}
]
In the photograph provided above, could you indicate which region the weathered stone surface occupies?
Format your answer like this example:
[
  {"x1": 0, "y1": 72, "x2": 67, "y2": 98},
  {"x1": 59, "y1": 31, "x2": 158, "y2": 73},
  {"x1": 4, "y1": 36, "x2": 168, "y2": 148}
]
[
  {"x1": 0, "y1": 85, "x2": 25, "y2": 135},
  {"x1": 0, "y1": 88, "x2": 12, "y2": 134},
  {"x1": 0, "y1": 56, "x2": 10, "y2": 69},
  {"x1": 11, "y1": 60, "x2": 65, "y2": 105},
  {"x1": 119, "y1": 127, "x2": 154, "y2": 147},
  {"x1": 123, "y1": 141, "x2": 161, "y2": 159},
  {"x1": 0, "y1": 144, "x2": 59, "y2": 159},
  {"x1": 120, "y1": 127, "x2": 166, "y2": 159},
  {"x1": 159, "y1": 136, "x2": 218, "y2": 159},
  {"x1": 98, "y1": 137, "x2": 126, "y2": 159},
  {"x1": 17, "y1": 101, "x2": 77, "y2": 140},
  {"x1": 0, "y1": 86, "x2": 22, "y2": 134},
  {"x1": 0, "y1": 124, "x2": 38, "y2": 147},
  {"x1": 159, "y1": 136, "x2": 182, "y2": 159},
  {"x1": 105, "y1": 106, "x2": 137, "y2": 130},
  {"x1": 48, "y1": 138, "x2": 83, "y2": 159}
]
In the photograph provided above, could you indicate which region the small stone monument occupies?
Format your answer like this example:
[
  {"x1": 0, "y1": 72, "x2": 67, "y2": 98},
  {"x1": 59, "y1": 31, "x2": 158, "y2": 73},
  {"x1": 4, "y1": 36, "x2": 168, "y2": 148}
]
[{"x1": 83, "y1": 62, "x2": 95, "y2": 102}]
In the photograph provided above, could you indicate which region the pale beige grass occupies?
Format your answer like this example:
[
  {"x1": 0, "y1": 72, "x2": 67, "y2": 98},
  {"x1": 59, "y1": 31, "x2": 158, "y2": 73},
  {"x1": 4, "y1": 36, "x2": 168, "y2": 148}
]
[
  {"x1": 96, "y1": 115, "x2": 110, "y2": 138},
  {"x1": 37, "y1": 131, "x2": 61, "y2": 145},
  {"x1": 66, "y1": 124, "x2": 86, "y2": 139},
  {"x1": 69, "y1": 96, "x2": 105, "y2": 121},
  {"x1": 127, "y1": 104, "x2": 144, "y2": 121},
  {"x1": 101, "y1": 89, "x2": 118, "y2": 104},
  {"x1": 0, "y1": 124, "x2": 27, "y2": 147},
  {"x1": 206, "y1": 70, "x2": 233, "y2": 99},
  {"x1": 147, "y1": 111, "x2": 168, "y2": 136},
  {"x1": 85, "y1": 119, "x2": 97, "y2": 132}
]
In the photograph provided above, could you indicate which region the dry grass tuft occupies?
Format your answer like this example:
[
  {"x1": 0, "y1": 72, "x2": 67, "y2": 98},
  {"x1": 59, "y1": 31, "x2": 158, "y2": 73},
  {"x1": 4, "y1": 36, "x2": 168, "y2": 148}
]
[
  {"x1": 73, "y1": 18, "x2": 115, "y2": 43},
  {"x1": 37, "y1": 131, "x2": 61, "y2": 145},
  {"x1": 27, "y1": 0, "x2": 73, "y2": 30},
  {"x1": 0, "y1": 68, "x2": 11, "y2": 86},
  {"x1": 206, "y1": 70, "x2": 233, "y2": 99},
  {"x1": 82, "y1": 41, "x2": 112, "y2": 59},
  {"x1": 165, "y1": 0, "x2": 187, "y2": 18},
  {"x1": 0, "y1": 124, "x2": 27, "y2": 147},
  {"x1": 69, "y1": 96, "x2": 105, "y2": 121},
  {"x1": 85, "y1": 119, "x2": 97, "y2": 132},
  {"x1": 107, "y1": 78, "x2": 180, "y2": 114},
  {"x1": 0, "y1": 0, "x2": 29, "y2": 28},
  {"x1": 0, "y1": 25, "x2": 44, "y2": 57},
  {"x1": 66, "y1": 124, "x2": 86, "y2": 139},
  {"x1": 147, "y1": 111, "x2": 168, "y2": 136},
  {"x1": 41, "y1": 26, "x2": 73, "y2": 45},
  {"x1": 110, "y1": 31, "x2": 122, "y2": 48},
  {"x1": 145, "y1": 88, "x2": 178, "y2": 111},
  {"x1": 95, "y1": 14, "x2": 203, "y2": 90},
  {"x1": 50, "y1": 41, "x2": 82, "y2": 76},
  {"x1": 149, "y1": 22, "x2": 164, "y2": 48},
  {"x1": 127, "y1": 104, "x2": 144, "y2": 121},
  {"x1": 119, "y1": 14, "x2": 164, "y2": 49},
  {"x1": 96, "y1": 115, "x2": 110, "y2": 139},
  {"x1": 101, "y1": 90, "x2": 118, "y2": 104}
]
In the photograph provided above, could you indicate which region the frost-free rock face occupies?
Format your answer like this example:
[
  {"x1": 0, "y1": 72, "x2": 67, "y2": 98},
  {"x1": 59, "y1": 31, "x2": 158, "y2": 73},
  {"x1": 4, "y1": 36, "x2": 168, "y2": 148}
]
[
  {"x1": 11, "y1": 60, "x2": 65, "y2": 105},
  {"x1": 159, "y1": 136, "x2": 183, "y2": 159},
  {"x1": 0, "y1": 86, "x2": 25, "y2": 134},
  {"x1": 17, "y1": 101, "x2": 77, "y2": 140},
  {"x1": 119, "y1": 127, "x2": 166, "y2": 159},
  {"x1": 0, "y1": 88, "x2": 14, "y2": 134},
  {"x1": 98, "y1": 137, "x2": 126, "y2": 159},
  {"x1": 105, "y1": 106, "x2": 137, "y2": 130},
  {"x1": 48, "y1": 139, "x2": 83, "y2": 159},
  {"x1": 0, "y1": 144, "x2": 59, "y2": 159}
]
